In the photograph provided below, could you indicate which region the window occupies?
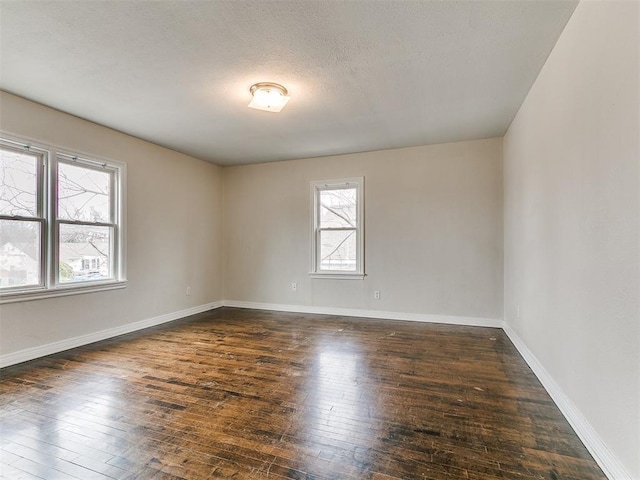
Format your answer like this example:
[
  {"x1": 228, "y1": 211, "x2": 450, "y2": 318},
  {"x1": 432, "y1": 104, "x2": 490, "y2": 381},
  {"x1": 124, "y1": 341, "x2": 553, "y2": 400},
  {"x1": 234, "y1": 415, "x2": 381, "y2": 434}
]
[
  {"x1": 0, "y1": 144, "x2": 44, "y2": 290},
  {"x1": 310, "y1": 177, "x2": 364, "y2": 279},
  {"x1": 0, "y1": 136, "x2": 126, "y2": 303}
]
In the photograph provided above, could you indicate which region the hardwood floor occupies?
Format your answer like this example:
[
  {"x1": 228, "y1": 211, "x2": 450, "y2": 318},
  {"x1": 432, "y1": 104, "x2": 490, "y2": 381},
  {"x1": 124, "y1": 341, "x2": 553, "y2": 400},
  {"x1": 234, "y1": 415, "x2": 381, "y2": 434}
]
[{"x1": 1, "y1": 307, "x2": 605, "y2": 479}]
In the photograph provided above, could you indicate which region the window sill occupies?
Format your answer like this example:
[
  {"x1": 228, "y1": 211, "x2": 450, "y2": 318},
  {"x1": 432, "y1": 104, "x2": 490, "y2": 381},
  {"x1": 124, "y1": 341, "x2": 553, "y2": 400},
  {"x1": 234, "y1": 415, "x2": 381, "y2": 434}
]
[
  {"x1": 309, "y1": 273, "x2": 365, "y2": 280},
  {"x1": 0, "y1": 280, "x2": 128, "y2": 305}
]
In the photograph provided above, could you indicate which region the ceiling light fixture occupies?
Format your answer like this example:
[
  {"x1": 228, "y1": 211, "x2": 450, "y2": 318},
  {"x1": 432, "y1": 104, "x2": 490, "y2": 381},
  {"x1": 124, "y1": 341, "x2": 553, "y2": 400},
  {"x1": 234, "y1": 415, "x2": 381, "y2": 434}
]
[{"x1": 248, "y1": 82, "x2": 291, "y2": 113}]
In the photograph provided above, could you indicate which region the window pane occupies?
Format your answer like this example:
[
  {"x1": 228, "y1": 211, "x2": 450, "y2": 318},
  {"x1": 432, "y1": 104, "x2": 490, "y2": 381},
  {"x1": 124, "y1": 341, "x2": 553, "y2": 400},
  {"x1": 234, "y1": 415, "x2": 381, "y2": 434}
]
[
  {"x1": 320, "y1": 188, "x2": 356, "y2": 228},
  {"x1": 320, "y1": 229, "x2": 357, "y2": 271},
  {"x1": 58, "y1": 162, "x2": 111, "y2": 222},
  {"x1": 0, "y1": 147, "x2": 39, "y2": 217},
  {"x1": 59, "y1": 223, "x2": 112, "y2": 283},
  {"x1": 0, "y1": 219, "x2": 41, "y2": 288}
]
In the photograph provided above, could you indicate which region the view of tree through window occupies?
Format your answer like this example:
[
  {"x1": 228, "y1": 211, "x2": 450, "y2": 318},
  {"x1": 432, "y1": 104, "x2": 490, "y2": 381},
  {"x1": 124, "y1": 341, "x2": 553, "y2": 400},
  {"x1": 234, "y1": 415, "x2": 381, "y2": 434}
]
[
  {"x1": 57, "y1": 161, "x2": 113, "y2": 283},
  {"x1": 319, "y1": 187, "x2": 357, "y2": 271},
  {"x1": 0, "y1": 147, "x2": 42, "y2": 288},
  {"x1": 0, "y1": 138, "x2": 123, "y2": 296},
  {"x1": 58, "y1": 163, "x2": 111, "y2": 222},
  {"x1": 0, "y1": 148, "x2": 38, "y2": 216}
]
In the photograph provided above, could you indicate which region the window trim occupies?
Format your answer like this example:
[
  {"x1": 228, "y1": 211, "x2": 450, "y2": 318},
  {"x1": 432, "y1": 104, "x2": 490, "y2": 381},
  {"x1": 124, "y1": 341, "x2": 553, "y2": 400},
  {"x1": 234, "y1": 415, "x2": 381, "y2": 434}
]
[
  {"x1": 0, "y1": 133, "x2": 127, "y2": 304},
  {"x1": 310, "y1": 177, "x2": 365, "y2": 279}
]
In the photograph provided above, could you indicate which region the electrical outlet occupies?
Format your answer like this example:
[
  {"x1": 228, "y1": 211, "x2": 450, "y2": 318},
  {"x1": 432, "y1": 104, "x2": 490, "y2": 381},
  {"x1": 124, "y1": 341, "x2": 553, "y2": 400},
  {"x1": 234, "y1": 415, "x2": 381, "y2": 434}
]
[
  {"x1": 374, "y1": 290, "x2": 380, "y2": 300},
  {"x1": 291, "y1": 282, "x2": 297, "y2": 292},
  {"x1": 516, "y1": 305, "x2": 520, "y2": 318},
  {"x1": 186, "y1": 286, "x2": 191, "y2": 296}
]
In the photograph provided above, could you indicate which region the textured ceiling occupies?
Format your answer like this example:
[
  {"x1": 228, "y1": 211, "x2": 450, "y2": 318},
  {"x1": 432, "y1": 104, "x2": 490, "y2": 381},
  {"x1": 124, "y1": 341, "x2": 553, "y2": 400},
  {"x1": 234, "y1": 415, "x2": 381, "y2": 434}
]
[{"x1": 0, "y1": 1, "x2": 577, "y2": 166}]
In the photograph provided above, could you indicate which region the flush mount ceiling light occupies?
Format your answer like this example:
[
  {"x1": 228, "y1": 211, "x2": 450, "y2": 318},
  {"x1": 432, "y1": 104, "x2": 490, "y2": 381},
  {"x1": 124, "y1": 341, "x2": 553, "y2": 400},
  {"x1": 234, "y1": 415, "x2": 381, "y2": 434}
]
[{"x1": 248, "y1": 82, "x2": 291, "y2": 113}]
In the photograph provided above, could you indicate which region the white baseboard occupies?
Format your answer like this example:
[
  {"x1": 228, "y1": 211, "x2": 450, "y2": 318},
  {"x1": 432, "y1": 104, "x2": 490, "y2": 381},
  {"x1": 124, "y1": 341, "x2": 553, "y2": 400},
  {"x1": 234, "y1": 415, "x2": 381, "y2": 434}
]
[
  {"x1": 501, "y1": 321, "x2": 632, "y2": 480},
  {"x1": 223, "y1": 300, "x2": 501, "y2": 328},
  {"x1": 0, "y1": 301, "x2": 224, "y2": 368},
  {"x1": 0, "y1": 300, "x2": 496, "y2": 368}
]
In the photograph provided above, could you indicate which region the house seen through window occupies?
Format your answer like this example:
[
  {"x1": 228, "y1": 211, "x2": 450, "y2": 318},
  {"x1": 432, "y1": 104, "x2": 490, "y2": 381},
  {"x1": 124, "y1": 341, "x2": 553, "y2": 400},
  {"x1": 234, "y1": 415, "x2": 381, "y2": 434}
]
[
  {"x1": 0, "y1": 137, "x2": 125, "y2": 300},
  {"x1": 57, "y1": 157, "x2": 114, "y2": 283}
]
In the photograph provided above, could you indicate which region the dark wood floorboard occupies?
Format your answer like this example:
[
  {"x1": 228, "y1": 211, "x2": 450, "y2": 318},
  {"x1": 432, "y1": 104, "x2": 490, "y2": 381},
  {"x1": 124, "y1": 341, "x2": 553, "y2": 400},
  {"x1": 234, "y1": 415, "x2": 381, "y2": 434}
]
[{"x1": 1, "y1": 307, "x2": 605, "y2": 479}]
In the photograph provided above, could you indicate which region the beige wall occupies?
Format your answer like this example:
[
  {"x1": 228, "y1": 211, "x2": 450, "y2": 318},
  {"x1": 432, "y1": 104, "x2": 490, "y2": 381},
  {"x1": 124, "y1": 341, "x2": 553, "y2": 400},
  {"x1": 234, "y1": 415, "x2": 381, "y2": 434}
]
[
  {"x1": 503, "y1": 1, "x2": 639, "y2": 477},
  {"x1": 3, "y1": 2, "x2": 637, "y2": 472},
  {"x1": 0, "y1": 92, "x2": 224, "y2": 355},
  {"x1": 223, "y1": 138, "x2": 503, "y2": 320}
]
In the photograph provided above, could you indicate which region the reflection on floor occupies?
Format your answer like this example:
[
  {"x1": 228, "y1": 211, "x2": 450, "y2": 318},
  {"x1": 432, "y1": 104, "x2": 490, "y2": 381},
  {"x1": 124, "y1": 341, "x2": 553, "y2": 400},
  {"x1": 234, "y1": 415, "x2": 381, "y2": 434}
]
[{"x1": 0, "y1": 307, "x2": 605, "y2": 479}]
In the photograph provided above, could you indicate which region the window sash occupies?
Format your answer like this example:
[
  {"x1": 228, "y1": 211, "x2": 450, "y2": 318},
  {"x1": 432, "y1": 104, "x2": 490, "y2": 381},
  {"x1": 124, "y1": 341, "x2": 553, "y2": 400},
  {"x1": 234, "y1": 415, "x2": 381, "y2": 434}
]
[
  {"x1": 0, "y1": 218, "x2": 46, "y2": 292},
  {"x1": 55, "y1": 222, "x2": 116, "y2": 285},
  {"x1": 56, "y1": 156, "x2": 116, "y2": 223},
  {"x1": 317, "y1": 227, "x2": 357, "y2": 272},
  {"x1": 0, "y1": 141, "x2": 45, "y2": 219}
]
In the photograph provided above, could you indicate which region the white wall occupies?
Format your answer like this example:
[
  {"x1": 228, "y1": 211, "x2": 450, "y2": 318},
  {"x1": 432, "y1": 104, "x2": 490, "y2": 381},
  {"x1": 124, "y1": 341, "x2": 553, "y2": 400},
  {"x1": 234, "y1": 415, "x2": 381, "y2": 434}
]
[
  {"x1": 0, "y1": 92, "x2": 224, "y2": 357},
  {"x1": 223, "y1": 138, "x2": 503, "y2": 321},
  {"x1": 503, "y1": 1, "x2": 639, "y2": 477}
]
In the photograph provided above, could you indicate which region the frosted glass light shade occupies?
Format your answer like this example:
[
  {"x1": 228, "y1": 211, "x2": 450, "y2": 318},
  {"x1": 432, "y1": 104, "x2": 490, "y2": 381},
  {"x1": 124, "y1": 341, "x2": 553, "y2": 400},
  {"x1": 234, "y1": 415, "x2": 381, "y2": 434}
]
[{"x1": 248, "y1": 83, "x2": 291, "y2": 112}]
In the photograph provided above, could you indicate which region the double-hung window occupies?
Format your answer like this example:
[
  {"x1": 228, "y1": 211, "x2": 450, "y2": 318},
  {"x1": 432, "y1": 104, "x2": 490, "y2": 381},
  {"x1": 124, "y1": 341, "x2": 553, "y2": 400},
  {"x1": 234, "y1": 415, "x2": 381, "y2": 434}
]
[
  {"x1": 0, "y1": 136, "x2": 125, "y2": 303},
  {"x1": 0, "y1": 142, "x2": 45, "y2": 290},
  {"x1": 56, "y1": 153, "x2": 119, "y2": 284},
  {"x1": 310, "y1": 177, "x2": 364, "y2": 279}
]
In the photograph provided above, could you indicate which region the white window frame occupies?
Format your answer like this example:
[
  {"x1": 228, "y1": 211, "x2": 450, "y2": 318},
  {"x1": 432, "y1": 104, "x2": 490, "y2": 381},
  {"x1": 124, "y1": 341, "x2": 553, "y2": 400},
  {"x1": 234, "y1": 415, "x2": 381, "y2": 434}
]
[
  {"x1": 0, "y1": 134, "x2": 127, "y2": 304},
  {"x1": 310, "y1": 177, "x2": 364, "y2": 280}
]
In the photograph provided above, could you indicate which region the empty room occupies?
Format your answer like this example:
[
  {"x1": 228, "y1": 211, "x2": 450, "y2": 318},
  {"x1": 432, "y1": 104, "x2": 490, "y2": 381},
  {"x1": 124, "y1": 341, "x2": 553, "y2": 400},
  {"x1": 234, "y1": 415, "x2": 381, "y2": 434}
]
[{"x1": 0, "y1": 0, "x2": 638, "y2": 479}]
